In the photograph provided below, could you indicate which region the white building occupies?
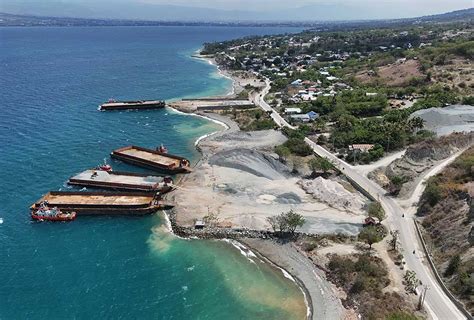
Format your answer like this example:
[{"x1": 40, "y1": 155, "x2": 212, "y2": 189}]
[{"x1": 284, "y1": 107, "x2": 302, "y2": 114}]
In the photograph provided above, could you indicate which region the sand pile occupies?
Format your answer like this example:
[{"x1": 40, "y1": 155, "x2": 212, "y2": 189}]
[
  {"x1": 298, "y1": 177, "x2": 366, "y2": 214},
  {"x1": 209, "y1": 148, "x2": 290, "y2": 180},
  {"x1": 208, "y1": 130, "x2": 287, "y2": 151},
  {"x1": 412, "y1": 105, "x2": 474, "y2": 136}
]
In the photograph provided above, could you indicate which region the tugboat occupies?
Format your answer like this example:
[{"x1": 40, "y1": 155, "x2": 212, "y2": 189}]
[
  {"x1": 157, "y1": 144, "x2": 168, "y2": 153},
  {"x1": 31, "y1": 202, "x2": 76, "y2": 222},
  {"x1": 97, "y1": 158, "x2": 112, "y2": 172}
]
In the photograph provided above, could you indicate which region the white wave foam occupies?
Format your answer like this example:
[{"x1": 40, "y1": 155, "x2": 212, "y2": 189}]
[
  {"x1": 223, "y1": 239, "x2": 258, "y2": 264},
  {"x1": 165, "y1": 106, "x2": 229, "y2": 147},
  {"x1": 160, "y1": 210, "x2": 172, "y2": 232}
]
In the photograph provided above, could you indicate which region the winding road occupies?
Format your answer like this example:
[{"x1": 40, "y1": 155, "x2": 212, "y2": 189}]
[{"x1": 253, "y1": 80, "x2": 468, "y2": 320}]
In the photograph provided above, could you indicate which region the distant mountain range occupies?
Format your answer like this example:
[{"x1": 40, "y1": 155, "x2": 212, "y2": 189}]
[
  {"x1": 1, "y1": 0, "x2": 473, "y2": 23},
  {"x1": 0, "y1": 6, "x2": 472, "y2": 27}
]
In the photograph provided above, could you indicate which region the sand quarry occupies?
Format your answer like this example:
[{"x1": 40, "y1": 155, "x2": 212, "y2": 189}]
[{"x1": 170, "y1": 119, "x2": 368, "y2": 236}]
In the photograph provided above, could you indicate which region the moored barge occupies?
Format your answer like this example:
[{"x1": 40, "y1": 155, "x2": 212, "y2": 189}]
[
  {"x1": 111, "y1": 146, "x2": 192, "y2": 174},
  {"x1": 30, "y1": 191, "x2": 172, "y2": 216},
  {"x1": 99, "y1": 99, "x2": 166, "y2": 111},
  {"x1": 68, "y1": 170, "x2": 174, "y2": 193}
]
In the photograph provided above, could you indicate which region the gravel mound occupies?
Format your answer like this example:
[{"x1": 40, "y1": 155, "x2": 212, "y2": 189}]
[
  {"x1": 212, "y1": 130, "x2": 287, "y2": 150},
  {"x1": 209, "y1": 148, "x2": 290, "y2": 180},
  {"x1": 298, "y1": 177, "x2": 366, "y2": 214},
  {"x1": 412, "y1": 105, "x2": 474, "y2": 136}
]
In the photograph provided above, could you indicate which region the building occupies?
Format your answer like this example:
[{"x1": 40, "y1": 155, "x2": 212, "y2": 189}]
[
  {"x1": 195, "y1": 220, "x2": 206, "y2": 229},
  {"x1": 284, "y1": 107, "x2": 302, "y2": 114},
  {"x1": 349, "y1": 144, "x2": 375, "y2": 152},
  {"x1": 290, "y1": 114, "x2": 311, "y2": 123},
  {"x1": 290, "y1": 79, "x2": 303, "y2": 86},
  {"x1": 364, "y1": 216, "x2": 380, "y2": 226},
  {"x1": 307, "y1": 111, "x2": 320, "y2": 120}
]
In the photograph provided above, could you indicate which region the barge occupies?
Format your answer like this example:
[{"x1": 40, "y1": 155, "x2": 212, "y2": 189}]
[
  {"x1": 68, "y1": 170, "x2": 174, "y2": 193},
  {"x1": 111, "y1": 146, "x2": 192, "y2": 174},
  {"x1": 30, "y1": 191, "x2": 172, "y2": 216},
  {"x1": 99, "y1": 99, "x2": 166, "y2": 111}
]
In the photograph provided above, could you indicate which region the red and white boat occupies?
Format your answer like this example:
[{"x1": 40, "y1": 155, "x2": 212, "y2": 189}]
[
  {"x1": 157, "y1": 144, "x2": 168, "y2": 153},
  {"x1": 31, "y1": 202, "x2": 76, "y2": 222},
  {"x1": 97, "y1": 158, "x2": 112, "y2": 172}
]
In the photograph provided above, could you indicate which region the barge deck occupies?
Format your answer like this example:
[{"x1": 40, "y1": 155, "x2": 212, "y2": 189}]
[
  {"x1": 111, "y1": 146, "x2": 192, "y2": 174},
  {"x1": 31, "y1": 191, "x2": 172, "y2": 215},
  {"x1": 68, "y1": 170, "x2": 174, "y2": 193},
  {"x1": 99, "y1": 100, "x2": 165, "y2": 111}
]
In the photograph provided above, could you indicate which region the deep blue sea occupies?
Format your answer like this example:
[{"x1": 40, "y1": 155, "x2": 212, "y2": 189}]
[{"x1": 0, "y1": 26, "x2": 307, "y2": 319}]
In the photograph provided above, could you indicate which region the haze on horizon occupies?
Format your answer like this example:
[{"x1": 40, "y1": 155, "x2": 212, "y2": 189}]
[{"x1": 1, "y1": 0, "x2": 473, "y2": 21}]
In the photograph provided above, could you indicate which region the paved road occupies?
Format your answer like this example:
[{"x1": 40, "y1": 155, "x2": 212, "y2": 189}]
[
  {"x1": 254, "y1": 80, "x2": 467, "y2": 320},
  {"x1": 252, "y1": 80, "x2": 296, "y2": 129}
]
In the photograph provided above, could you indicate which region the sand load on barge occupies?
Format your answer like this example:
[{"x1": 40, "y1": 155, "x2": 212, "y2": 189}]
[
  {"x1": 99, "y1": 99, "x2": 166, "y2": 111},
  {"x1": 68, "y1": 170, "x2": 174, "y2": 193},
  {"x1": 111, "y1": 146, "x2": 192, "y2": 174},
  {"x1": 30, "y1": 191, "x2": 172, "y2": 215}
]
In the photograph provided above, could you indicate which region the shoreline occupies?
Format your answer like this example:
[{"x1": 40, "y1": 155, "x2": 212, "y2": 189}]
[
  {"x1": 236, "y1": 240, "x2": 314, "y2": 319},
  {"x1": 164, "y1": 53, "x2": 345, "y2": 320},
  {"x1": 191, "y1": 50, "x2": 237, "y2": 97}
]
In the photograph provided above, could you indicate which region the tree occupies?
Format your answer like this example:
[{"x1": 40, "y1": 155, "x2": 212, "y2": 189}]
[
  {"x1": 444, "y1": 254, "x2": 461, "y2": 277},
  {"x1": 368, "y1": 201, "x2": 386, "y2": 222},
  {"x1": 404, "y1": 270, "x2": 420, "y2": 293},
  {"x1": 275, "y1": 145, "x2": 291, "y2": 163},
  {"x1": 316, "y1": 134, "x2": 327, "y2": 145},
  {"x1": 284, "y1": 210, "x2": 306, "y2": 235},
  {"x1": 308, "y1": 157, "x2": 333, "y2": 174},
  {"x1": 267, "y1": 210, "x2": 305, "y2": 236},
  {"x1": 358, "y1": 226, "x2": 383, "y2": 249},
  {"x1": 424, "y1": 179, "x2": 442, "y2": 207},
  {"x1": 388, "y1": 230, "x2": 400, "y2": 251},
  {"x1": 276, "y1": 213, "x2": 288, "y2": 233}
]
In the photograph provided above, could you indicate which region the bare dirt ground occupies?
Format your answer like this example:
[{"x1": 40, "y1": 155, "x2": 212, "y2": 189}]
[
  {"x1": 355, "y1": 59, "x2": 424, "y2": 87},
  {"x1": 369, "y1": 133, "x2": 474, "y2": 199},
  {"x1": 431, "y1": 57, "x2": 474, "y2": 95},
  {"x1": 168, "y1": 114, "x2": 368, "y2": 236}
]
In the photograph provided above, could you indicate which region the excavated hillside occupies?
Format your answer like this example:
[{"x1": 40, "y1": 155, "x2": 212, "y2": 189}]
[
  {"x1": 369, "y1": 132, "x2": 474, "y2": 198},
  {"x1": 417, "y1": 147, "x2": 474, "y2": 313}
]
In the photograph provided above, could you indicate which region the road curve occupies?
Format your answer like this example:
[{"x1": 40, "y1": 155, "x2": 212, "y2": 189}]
[{"x1": 253, "y1": 80, "x2": 467, "y2": 320}]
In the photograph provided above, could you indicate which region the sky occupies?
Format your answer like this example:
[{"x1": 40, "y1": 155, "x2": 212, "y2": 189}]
[
  {"x1": 1, "y1": 0, "x2": 473, "y2": 21},
  {"x1": 139, "y1": 0, "x2": 473, "y2": 12}
]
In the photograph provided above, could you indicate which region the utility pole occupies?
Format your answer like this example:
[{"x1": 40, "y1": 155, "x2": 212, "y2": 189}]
[{"x1": 417, "y1": 285, "x2": 429, "y2": 310}]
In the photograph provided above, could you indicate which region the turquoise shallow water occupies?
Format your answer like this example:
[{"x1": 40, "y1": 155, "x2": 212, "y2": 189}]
[{"x1": 0, "y1": 26, "x2": 306, "y2": 319}]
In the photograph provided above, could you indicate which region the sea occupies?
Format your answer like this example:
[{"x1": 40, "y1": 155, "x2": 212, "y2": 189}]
[{"x1": 0, "y1": 26, "x2": 307, "y2": 319}]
